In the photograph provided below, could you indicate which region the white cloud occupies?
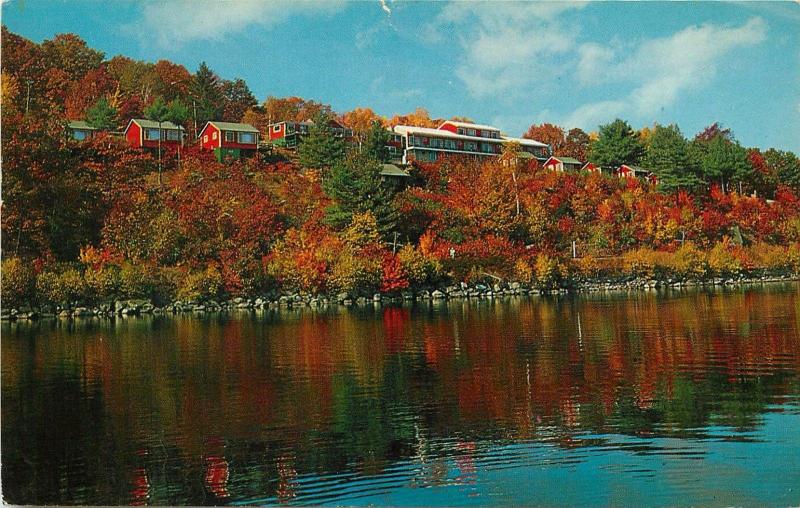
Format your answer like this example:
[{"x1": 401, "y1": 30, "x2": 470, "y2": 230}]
[
  {"x1": 564, "y1": 17, "x2": 768, "y2": 129},
  {"x1": 426, "y1": 2, "x2": 587, "y2": 98},
  {"x1": 134, "y1": 0, "x2": 345, "y2": 46}
]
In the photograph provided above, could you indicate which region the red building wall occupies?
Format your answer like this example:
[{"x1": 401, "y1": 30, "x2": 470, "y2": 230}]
[
  {"x1": 200, "y1": 124, "x2": 221, "y2": 150},
  {"x1": 269, "y1": 123, "x2": 285, "y2": 141},
  {"x1": 126, "y1": 122, "x2": 142, "y2": 148}
]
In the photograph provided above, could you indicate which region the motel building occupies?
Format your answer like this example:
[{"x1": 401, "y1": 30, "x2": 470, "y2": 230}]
[
  {"x1": 267, "y1": 118, "x2": 353, "y2": 148},
  {"x1": 198, "y1": 121, "x2": 260, "y2": 161},
  {"x1": 390, "y1": 120, "x2": 549, "y2": 164},
  {"x1": 124, "y1": 119, "x2": 186, "y2": 151}
]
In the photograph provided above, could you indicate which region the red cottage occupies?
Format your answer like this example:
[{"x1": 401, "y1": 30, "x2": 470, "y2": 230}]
[
  {"x1": 581, "y1": 162, "x2": 600, "y2": 173},
  {"x1": 124, "y1": 119, "x2": 185, "y2": 150},
  {"x1": 198, "y1": 121, "x2": 260, "y2": 160},
  {"x1": 617, "y1": 164, "x2": 657, "y2": 184},
  {"x1": 543, "y1": 156, "x2": 583, "y2": 172}
]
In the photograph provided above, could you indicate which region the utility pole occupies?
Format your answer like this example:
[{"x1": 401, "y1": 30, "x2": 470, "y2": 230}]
[
  {"x1": 25, "y1": 80, "x2": 32, "y2": 116},
  {"x1": 193, "y1": 99, "x2": 198, "y2": 139}
]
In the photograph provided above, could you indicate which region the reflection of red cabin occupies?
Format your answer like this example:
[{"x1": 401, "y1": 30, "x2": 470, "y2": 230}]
[
  {"x1": 581, "y1": 162, "x2": 600, "y2": 173},
  {"x1": 124, "y1": 119, "x2": 185, "y2": 150},
  {"x1": 543, "y1": 156, "x2": 583, "y2": 172}
]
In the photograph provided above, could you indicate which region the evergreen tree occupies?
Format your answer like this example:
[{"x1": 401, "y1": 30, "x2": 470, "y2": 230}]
[
  {"x1": 191, "y1": 62, "x2": 223, "y2": 126},
  {"x1": 362, "y1": 120, "x2": 390, "y2": 162},
  {"x1": 86, "y1": 96, "x2": 117, "y2": 130},
  {"x1": 588, "y1": 119, "x2": 645, "y2": 170},
  {"x1": 323, "y1": 152, "x2": 400, "y2": 237},
  {"x1": 694, "y1": 135, "x2": 749, "y2": 192},
  {"x1": 165, "y1": 98, "x2": 189, "y2": 126},
  {"x1": 641, "y1": 124, "x2": 699, "y2": 192},
  {"x1": 298, "y1": 111, "x2": 345, "y2": 170}
]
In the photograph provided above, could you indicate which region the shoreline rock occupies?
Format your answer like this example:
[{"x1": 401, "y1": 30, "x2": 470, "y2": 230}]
[{"x1": 3, "y1": 274, "x2": 798, "y2": 322}]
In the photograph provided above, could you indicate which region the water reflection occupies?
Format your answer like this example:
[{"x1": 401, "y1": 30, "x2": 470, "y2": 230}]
[{"x1": 2, "y1": 285, "x2": 800, "y2": 505}]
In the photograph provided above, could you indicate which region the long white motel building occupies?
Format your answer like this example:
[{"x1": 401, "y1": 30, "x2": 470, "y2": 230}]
[{"x1": 389, "y1": 120, "x2": 550, "y2": 164}]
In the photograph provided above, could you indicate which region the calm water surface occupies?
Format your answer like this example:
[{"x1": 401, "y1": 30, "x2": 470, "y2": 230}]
[{"x1": 3, "y1": 285, "x2": 800, "y2": 506}]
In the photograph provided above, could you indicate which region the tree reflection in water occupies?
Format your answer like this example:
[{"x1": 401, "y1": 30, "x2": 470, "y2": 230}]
[{"x1": 2, "y1": 285, "x2": 799, "y2": 505}]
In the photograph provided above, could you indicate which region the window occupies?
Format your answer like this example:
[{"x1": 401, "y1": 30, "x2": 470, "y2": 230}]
[
  {"x1": 430, "y1": 138, "x2": 443, "y2": 148},
  {"x1": 203, "y1": 135, "x2": 208, "y2": 143},
  {"x1": 444, "y1": 139, "x2": 456, "y2": 150},
  {"x1": 225, "y1": 131, "x2": 235, "y2": 142},
  {"x1": 465, "y1": 141, "x2": 477, "y2": 151},
  {"x1": 145, "y1": 128, "x2": 160, "y2": 141},
  {"x1": 481, "y1": 142, "x2": 493, "y2": 153},
  {"x1": 166, "y1": 130, "x2": 180, "y2": 141},
  {"x1": 467, "y1": 128, "x2": 476, "y2": 137},
  {"x1": 457, "y1": 128, "x2": 465, "y2": 135},
  {"x1": 238, "y1": 132, "x2": 256, "y2": 144},
  {"x1": 212, "y1": 131, "x2": 218, "y2": 140},
  {"x1": 273, "y1": 124, "x2": 281, "y2": 132},
  {"x1": 73, "y1": 130, "x2": 88, "y2": 141}
]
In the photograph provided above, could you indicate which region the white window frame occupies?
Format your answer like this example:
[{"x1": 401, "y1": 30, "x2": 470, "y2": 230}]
[
  {"x1": 145, "y1": 128, "x2": 161, "y2": 141},
  {"x1": 225, "y1": 131, "x2": 235, "y2": 142}
]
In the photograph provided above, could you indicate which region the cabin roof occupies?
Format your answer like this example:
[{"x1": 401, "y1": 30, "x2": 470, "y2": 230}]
[
  {"x1": 68, "y1": 120, "x2": 97, "y2": 130},
  {"x1": 130, "y1": 119, "x2": 185, "y2": 130},
  {"x1": 208, "y1": 121, "x2": 259, "y2": 133},
  {"x1": 380, "y1": 163, "x2": 410, "y2": 177}
]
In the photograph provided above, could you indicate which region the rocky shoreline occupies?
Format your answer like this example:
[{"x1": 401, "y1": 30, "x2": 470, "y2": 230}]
[{"x1": 3, "y1": 274, "x2": 798, "y2": 322}]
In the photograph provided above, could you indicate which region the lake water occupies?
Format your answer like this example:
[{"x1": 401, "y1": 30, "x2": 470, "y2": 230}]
[{"x1": 3, "y1": 285, "x2": 800, "y2": 506}]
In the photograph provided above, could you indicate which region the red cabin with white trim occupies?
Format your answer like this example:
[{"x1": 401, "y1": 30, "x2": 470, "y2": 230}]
[
  {"x1": 198, "y1": 121, "x2": 259, "y2": 151},
  {"x1": 543, "y1": 156, "x2": 583, "y2": 172},
  {"x1": 124, "y1": 119, "x2": 185, "y2": 150}
]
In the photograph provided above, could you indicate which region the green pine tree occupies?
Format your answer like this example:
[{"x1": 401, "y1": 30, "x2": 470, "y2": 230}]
[
  {"x1": 588, "y1": 119, "x2": 645, "y2": 170},
  {"x1": 323, "y1": 152, "x2": 400, "y2": 237},
  {"x1": 191, "y1": 62, "x2": 224, "y2": 125},
  {"x1": 86, "y1": 96, "x2": 117, "y2": 130},
  {"x1": 641, "y1": 124, "x2": 700, "y2": 192},
  {"x1": 362, "y1": 120, "x2": 390, "y2": 162},
  {"x1": 694, "y1": 135, "x2": 749, "y2": 192},
  {"x1": 298, "y1": 111, "x2": 346, "y2": 170}
]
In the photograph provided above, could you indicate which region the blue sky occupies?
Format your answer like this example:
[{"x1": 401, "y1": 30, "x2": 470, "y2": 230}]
[{"x1": 3, "y1": 1, "x2": 799, "y2": 151}]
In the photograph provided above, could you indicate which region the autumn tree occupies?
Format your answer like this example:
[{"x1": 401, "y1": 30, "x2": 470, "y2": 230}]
[
  {"x1": 297, "y1": 111, "x2": 346, "y2": 170},
  {"x1": 221, "y1": 78, "x2": 257, "y2": 122},
  {"x1": 388, "y1": 107, "x2": 439, "y2": 128},
  {"x1": 40, "y1": 33, "x2": 104, "y2": 82},
  {"x1": 562, "y1": 128, "x2": 590, "y2": 161},
  {"x1": 588, "y1": 119, "x2": 645, "y2": 170},
  {"x1": 523, "y1": 123, "x2": 565, "y2": 155}
]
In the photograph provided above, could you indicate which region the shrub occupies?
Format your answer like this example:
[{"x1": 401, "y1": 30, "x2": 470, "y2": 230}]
[
  {"x1": 747, "y1": 242, "x2": 790, "y2": 272},
  {"x1": 622, "y1": 248, "x2": 658, "y2": 279},
  {"x1": 35, "y1": 266, "x2": 87, "y2": 306},
  {"x1": 380, "y1": 254, "x2": 409, "y2": 293},
  {"x1": 669, "y1": 243, "x2": 707, "y2": 280},
  {"x1": 177, "y1": 265, "x2": 223, "y2": 302},
  {"x1": 513, "y1": 258, "x2": 534, "y2": 284},
  {"x1": 1, "y1": 257, "x2": 36, "y2": 307},
  {"x1": 707, "y1": 241, "x2": 742, "y2": 276},
  {"x1": 397, "y1": 244, "x2": 442, "y2": 287},
  {"x1": 83, "y1": 265, "x2": 121, "y2": 302},
  {"x1": 534, "y1": 254, "x2": 562, "y2": 288},
  {"x1": 327, "y1": 251, "x2": 381, "y2": 295}
]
